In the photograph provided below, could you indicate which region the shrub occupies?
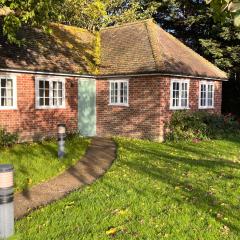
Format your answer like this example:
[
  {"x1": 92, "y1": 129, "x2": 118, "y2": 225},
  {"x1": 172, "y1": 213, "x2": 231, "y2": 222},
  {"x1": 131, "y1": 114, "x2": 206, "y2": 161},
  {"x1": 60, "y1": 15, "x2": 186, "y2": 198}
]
[
  {"x1": 166, "y1": 111, "x2": 240, "y2": 141},
  {"x1": 0, "y1": 128, "x2": 18, "y2": 147}
]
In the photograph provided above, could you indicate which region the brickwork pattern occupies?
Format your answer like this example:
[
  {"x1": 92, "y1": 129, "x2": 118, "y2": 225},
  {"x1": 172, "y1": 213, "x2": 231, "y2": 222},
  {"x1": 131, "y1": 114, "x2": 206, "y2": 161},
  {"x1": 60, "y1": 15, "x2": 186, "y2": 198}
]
[{"x1": 0, "y1": 74, "x2": 78, "y2": 141}]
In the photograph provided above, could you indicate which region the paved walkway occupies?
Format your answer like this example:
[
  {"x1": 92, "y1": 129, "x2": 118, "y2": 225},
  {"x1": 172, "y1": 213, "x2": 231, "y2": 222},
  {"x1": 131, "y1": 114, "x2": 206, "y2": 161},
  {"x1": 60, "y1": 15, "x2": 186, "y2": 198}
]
[{"x1": 14, "y1": 137, "x2": 116, "y2": 220}]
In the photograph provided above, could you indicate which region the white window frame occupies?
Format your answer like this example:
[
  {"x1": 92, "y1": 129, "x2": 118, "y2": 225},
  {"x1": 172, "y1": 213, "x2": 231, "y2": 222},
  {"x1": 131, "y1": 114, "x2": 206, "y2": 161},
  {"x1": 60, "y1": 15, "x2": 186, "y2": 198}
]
[
  {"x1": 0, "y1": 74, "x2": 17, "y2": 110},
  {"x1": 170, "y1": 79, "x2": 190, "y2": 110},
  {"x1": 199, "y1": 81, "x2": 214, "y2": 109},
  {"x1": 35, "y1": 76, "x2": 66, "y2": 109},
  {"x1": 109, "y1": 79, "x2": 129, "y2": 106}
]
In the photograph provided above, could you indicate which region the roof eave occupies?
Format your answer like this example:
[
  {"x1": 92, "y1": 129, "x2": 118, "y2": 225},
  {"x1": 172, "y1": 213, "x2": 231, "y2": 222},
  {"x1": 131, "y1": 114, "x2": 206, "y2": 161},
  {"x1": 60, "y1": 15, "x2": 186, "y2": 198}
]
[{"x1": 0, "y1": 68, "x2": 228, "y2": 81}]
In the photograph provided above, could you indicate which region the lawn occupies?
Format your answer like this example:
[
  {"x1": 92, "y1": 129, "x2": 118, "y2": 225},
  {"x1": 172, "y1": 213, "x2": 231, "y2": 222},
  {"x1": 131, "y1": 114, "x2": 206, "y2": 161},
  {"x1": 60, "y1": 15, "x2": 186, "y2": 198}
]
[
  {"x1": 0, "y1": 136, "x2": 90, "y2": 192},
  {"x1": 13, "y1": 137, "x2": 240, "y2": 239}
]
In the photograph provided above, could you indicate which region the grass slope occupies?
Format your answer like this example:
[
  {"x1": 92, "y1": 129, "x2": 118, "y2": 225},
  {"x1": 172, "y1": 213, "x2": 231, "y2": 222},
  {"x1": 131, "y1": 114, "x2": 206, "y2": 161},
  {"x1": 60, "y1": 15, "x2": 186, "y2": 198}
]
[
  {"x1": 0, "y1": 136, "x2": 90, "y2": 192},
  {"x1": 14, "y1": 137, "x2": 240, "y2": 239}
]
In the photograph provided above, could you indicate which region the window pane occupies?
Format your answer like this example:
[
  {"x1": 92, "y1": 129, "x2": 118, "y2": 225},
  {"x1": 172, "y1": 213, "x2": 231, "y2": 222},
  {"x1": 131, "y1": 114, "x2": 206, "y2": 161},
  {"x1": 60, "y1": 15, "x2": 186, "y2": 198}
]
[
  {"x1": 39, "y1": 98, "x2": 44, "y2": 106},
  {"x1": 1, "y1": 79, "x2": 6, "y2": 88},
  {"x1": 172, "y1": 82, "x2": 180, "y2": 107},
  {"x1": 39, "y1": 80, "x2": 44, "y2": 89},
  {"x1": 45, "y1": 98, "x2": 50, "y2": 106},
  {"x1": 58, "y1": 90, "x2": 62, "y2": 98},
  {"x1": 207, "y1": 84, "x2": 213, "y2": 107},
  {"x1": 123, "y1": 82, "x2": 128, "y2": 103},
  {"x1": 6, "y1": 79, "x2": 12, "y2": 88},
  {"x1": 110, "y1": 82, "x2": 115, "y2": 103},
  {"x1": 114, "y1": 82, "x2": 118, "y2": 103},
  {"x1": 200, "y1": 84, "x2": 206, "y2": 106},
  {"x1": 6, "y1": 98, "x2": 13, "y2": 106},
  {"x1": 53, "y1": 98, "x2": 57, "y2": 106},
  {"x1": 53, "y1": 90, "x2": 57, "y2": 98},
  {"x1": 58, "y1": 98, "x2": 63, "y2": 106},
  {"x1": 58, "y1": 82, "x2": 62, "y2": 90},
  {"x1": 1, "y1": 88, "x2": 6, "y2": 97},
  {"x1": 173, "y1": 82, "x2": 179, "y2": 91},
  {"x1": 45, "y1": 89, "x2": 49, "y2": 98},
  {"x1": 53, "y1": 81, "x2": 57, "y2": 90},
  {"x1": 1, "y1": 98, "x2": 6, "y2": 106},
  {"x1": 45, "y1": 81, "x2": 49, "y2": 89},
  {"x1": 39, "y1": 89, "x2": 44, "y2": 97},
  {"x1": 120, "y1": 82, "x2": 124, "y2": 103}
]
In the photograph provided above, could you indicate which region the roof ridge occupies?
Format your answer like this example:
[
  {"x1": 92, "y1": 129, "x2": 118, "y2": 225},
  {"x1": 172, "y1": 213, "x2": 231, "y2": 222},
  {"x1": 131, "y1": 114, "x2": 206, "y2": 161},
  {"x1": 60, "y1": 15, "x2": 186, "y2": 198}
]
[
  {"x1": 100, "y1": 18, "x2": 154, "y2": 31},
  {"x1": 145, "y1": 20, "x2": 167, "y2": 72}
]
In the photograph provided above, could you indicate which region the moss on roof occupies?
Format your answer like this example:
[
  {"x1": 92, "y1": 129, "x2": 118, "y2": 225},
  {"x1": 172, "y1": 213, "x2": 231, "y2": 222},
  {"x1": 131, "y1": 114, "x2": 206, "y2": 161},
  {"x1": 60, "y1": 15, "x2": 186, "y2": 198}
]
[
  {"x1": 0, "y1": 20, "x2": 227, "y2": 80},
  {"x1": 0, "y1": 23, "x2": 97, "y2": 74}
]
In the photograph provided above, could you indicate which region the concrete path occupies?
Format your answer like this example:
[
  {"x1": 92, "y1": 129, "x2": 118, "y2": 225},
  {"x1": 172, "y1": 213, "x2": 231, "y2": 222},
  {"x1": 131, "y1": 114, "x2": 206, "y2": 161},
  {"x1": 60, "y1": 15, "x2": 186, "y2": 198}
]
[{"x1": 14, "y1": 137, "x2": 116, "y2": 220}]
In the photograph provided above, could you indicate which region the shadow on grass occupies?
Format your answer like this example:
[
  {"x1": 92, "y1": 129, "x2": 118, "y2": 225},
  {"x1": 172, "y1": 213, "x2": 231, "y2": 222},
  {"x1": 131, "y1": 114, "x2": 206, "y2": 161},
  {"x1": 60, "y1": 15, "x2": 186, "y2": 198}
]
[{"x1": 117, "y1": 138, "x2": 240, "y2": 233}]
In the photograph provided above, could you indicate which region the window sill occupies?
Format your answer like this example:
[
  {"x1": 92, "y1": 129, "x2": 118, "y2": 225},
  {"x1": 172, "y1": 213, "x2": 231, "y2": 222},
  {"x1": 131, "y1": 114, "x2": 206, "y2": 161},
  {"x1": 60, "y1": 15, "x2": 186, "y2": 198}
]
[
  {"x1": 108, "y1": 103, "x2": 129, "y2": 107},
  {"x1": 169, "y1": 107, "x2": 190, "y2": 110},
  {"x1": 199, "y1": 106, "x2": 215, "y2": 110},
  {"x1": 0, "y1": 107, "x2": 18, "y2": 111},
  {"x1": 36, "y1": 106, "x2": 66, "y2": 110}
]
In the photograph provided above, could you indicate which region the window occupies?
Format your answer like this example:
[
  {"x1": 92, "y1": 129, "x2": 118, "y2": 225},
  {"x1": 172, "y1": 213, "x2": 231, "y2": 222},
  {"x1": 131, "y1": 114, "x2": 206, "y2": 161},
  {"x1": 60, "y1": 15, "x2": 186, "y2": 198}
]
[
  {"x1": 199, "y1": 81, "x2": 214, "y2": 108},
  {"x1": 35, "y1": 77, "x2": 65, "y2": 109},
  {"x1": 109, "y1": 80, "x2": 128, "y2": 106},
  {"x1": 170, "y1": 79, "x2": 189, "y2": 109},
  {"x1": 0, "y1": 76, "x2": 17, "y2": 110}
]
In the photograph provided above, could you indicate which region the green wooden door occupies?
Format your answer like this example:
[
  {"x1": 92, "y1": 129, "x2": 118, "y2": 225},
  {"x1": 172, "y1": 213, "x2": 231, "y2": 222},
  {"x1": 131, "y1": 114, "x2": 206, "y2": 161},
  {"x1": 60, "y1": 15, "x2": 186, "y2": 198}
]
[{"x1": 78, "y1": 79, "x2": 96, "y2": 136}]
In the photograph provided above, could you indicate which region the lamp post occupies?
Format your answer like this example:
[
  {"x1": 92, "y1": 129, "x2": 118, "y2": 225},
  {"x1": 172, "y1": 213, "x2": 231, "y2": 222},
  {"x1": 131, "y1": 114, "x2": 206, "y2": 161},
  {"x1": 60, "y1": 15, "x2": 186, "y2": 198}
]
[
  {"x1": 0, "y1": 164, "x2": 14, "y2": 239},
  {"x1": 58, "y1": 124, "x2": 66, "y2": 159}
]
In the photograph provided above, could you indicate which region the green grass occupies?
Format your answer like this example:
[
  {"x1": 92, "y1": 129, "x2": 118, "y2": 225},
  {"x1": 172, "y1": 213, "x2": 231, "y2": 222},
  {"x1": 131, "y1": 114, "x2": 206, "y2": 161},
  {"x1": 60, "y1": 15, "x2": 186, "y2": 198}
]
[
  {"x1": 14, "y1": 137, "x2": 240, "y2": 239},
  {"x1": 0, "y1": 136, "x2": 90, "y2": 192}
]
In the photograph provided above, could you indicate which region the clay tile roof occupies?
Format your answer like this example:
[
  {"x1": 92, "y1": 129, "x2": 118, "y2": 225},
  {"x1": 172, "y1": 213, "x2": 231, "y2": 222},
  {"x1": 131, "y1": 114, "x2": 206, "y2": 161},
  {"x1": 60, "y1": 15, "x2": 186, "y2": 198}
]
[
  {"x1": 0, "y1": 23, "x2": 96, "y2": 74},
  {"x1": 0, "y1": 19, "x2": 227, "y2": 80},
  {"x1": 99, "y1": 19, "x2": 227, "y2": 80}
]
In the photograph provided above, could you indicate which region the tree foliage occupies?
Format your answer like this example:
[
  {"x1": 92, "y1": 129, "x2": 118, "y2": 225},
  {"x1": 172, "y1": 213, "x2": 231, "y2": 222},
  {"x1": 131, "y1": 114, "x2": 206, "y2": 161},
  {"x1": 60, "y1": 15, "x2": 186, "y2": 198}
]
[
  {"x1": 0, "y1": 0, "x2": 61, "y2": 45},
  {"x1": 53, "y1": 0, "x2": 160, "y2": 31},
  {"x1": 206, "y1": 0, "x2": 240, "y2": 26}
]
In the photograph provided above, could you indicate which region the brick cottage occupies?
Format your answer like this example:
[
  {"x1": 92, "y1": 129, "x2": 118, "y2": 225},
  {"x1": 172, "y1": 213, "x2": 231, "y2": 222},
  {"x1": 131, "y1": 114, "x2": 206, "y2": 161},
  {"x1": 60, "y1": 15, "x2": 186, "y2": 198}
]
[{"x1": 0, "y1": 19, "x2": 227, "y2": 141}]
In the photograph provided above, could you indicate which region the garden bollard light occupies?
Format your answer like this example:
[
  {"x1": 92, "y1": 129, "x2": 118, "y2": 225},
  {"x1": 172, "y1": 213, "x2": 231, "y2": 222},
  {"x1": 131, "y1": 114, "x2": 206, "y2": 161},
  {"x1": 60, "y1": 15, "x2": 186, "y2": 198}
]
[
  {"x1": 58, "y1": 124, "x2": 66, "y2": 159},
  {"x1": 0, "y1": 164, "x2": 14, "y2": 239}
]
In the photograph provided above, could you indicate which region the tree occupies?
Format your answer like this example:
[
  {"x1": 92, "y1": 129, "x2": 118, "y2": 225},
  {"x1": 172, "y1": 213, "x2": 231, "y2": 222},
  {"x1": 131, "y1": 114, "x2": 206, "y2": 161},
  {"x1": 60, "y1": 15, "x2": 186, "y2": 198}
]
[
  {"x1": 206, "y1": 0, "x2": 240, "y2": 26},
  {"x1": 53, "y1": 0, "x2": 160, "y2": 31},
  {"x1": 0, "y1": 0, "x2": 61, "y2": 45}
]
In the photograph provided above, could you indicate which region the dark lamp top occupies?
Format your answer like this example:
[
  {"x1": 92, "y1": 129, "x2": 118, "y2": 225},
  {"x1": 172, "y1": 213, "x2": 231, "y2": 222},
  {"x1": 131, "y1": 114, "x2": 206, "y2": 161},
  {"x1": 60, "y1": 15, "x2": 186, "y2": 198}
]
[{"x1": 0, "y1": 164, "x2": 13, "y2": 173}]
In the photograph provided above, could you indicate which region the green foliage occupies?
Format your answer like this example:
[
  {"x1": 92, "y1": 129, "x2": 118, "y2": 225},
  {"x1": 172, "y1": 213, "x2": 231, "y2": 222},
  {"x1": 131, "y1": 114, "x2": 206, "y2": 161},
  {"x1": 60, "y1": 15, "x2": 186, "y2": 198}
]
[
  {"x1": 14, "y1": 137, "x2": 240, "y2": 239},
  {"x1": 0, "y1": 0, "x2": 60, "y2": 44},
  {"x1": 0, "y1": 128, "x2": 18, "y2": 147},
  {"x1": 53, "y1": 0, "x2": 160, "y2": 31},
  {"x1": 166, "y1": 111, "x2": 240, "y2": 141},
  {"x1": 206, "y1": 0, "x2": 240, "y2": 27}
]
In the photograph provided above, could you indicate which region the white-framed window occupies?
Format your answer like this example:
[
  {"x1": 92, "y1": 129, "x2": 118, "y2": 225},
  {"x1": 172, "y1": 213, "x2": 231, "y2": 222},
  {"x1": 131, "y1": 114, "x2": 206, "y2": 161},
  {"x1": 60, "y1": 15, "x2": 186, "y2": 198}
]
[
  {"x1": 199, "y1": 81, "x2": 214, "y2": 109},
  {"x1": 35, "y1": 76, "x2": 65, "y2": 109},
  {"x1": 109, "y1": 79, "x2": 129, "y2": 106},
  {"x1": 170, "y1": 79, "x2": 189, "y2": 110},
  {"x1": 0, "y1": 75, "x2": 17, "y2": 110}
]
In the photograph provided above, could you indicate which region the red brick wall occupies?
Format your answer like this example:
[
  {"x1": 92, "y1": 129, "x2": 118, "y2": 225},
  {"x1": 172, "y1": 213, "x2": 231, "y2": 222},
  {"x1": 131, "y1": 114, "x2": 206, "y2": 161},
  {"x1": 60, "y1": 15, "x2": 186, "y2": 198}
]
[
  {"x1": 0, "y1": 74, "x2": 78, "y2": 141},
  {"x1": 159, "y1": 77, "x2": 222, "y2": 139},
  {"x1": 0, "y1": 73, "x2": 223, "y2": 142},
  {"x1": 96, "y1": 76, "x2": 222, "y2": 141},
  {"x1": 96, "y1": 77, "x2": 162, "y2": 140}
]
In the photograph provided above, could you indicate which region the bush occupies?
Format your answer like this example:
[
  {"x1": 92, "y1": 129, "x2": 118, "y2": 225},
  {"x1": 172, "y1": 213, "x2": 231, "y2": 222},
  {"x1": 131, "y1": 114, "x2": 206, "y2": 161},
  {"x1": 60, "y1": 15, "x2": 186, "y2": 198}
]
[
  {"x1": 0, "y1": 128, "x2": 18, "y2": 147},
  {"x1": 166, "y1": 111, "x2": 240, "y2": 141}
]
